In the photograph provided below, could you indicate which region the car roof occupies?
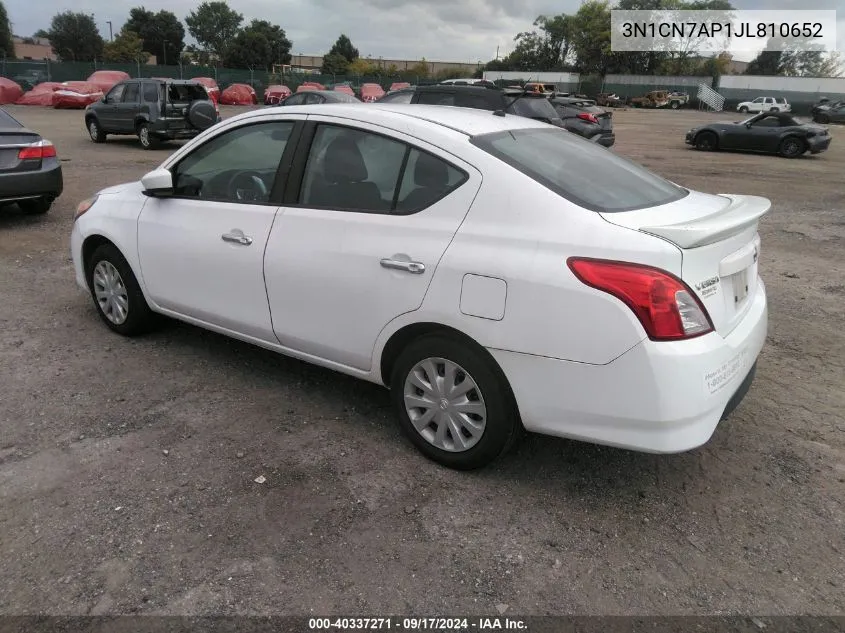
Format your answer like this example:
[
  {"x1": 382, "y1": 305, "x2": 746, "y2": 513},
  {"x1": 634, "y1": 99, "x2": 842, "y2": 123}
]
[
  {"x1": 231, "y1": 102, "x2": 549, "y2": 137},
  {"x1": 137, "y1": 79, "x2": 204, "y2": 85},
  {"x1": 306, "y1": 90, "x2": 358, "y2": 100}
]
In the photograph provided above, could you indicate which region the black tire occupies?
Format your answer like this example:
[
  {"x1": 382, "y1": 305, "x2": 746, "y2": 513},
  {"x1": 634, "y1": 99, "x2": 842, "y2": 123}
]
[
  {"x1": 739, "y1": 106, "x2": 749, "y2": 113},
  {"x1": 137, "y1": 123, "x2": 159, "y2": 150},
  {"x1": 87, "y1": 117, "x2": 106, "y2": 143},
  {"x1": 390, "y1": 334, "x2": 521, "y2": 470},
  {"x1": 778, "y1": 136, "x2": 805, "y2": 158},
  {"x1": 18, "y1": 198, "x2": 52, "y2": 215},
  {"x1": 670, "y1": 100, "x2": 680, "y2": 109},
  {"x1": 815, "y1": 114, "x2": 830, "y2": 124},
  {"x1": 695, "y1": 131, "x2": 718, "y2": 151},
  {"x1": 85, "y1": 243, "x2": 157, "y2": 336}
]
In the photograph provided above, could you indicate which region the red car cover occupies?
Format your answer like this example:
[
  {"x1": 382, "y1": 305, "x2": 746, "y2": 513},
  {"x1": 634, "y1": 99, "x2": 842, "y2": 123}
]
[
  {"x1": 15, "y1": 82, "x2": 63, "y2": 106},
  {"x1": 193, "y1": 77, "x2": 220, "y2": 103},
  {"x1": 220, "y1": 83, "x2": 257, "y2": 105},
  {"x1": 264, "y1": 85, "x2": 291, "y2": 104},
  {"x1": 333, "y1": 85, "x2": 355, "y2": 96},
  {"x1": 86, "y1": 70, "x2": 130, "y2": 93},
  {"x1": 0, "y1": 78, "x2": 24, "y2": 105},
  {"x1": 52, "y1": 82, "x2": 104, "y2": 109},
  {"x1": 296, "y1": 82, "x2": 325, "y2": 93},
  {"x1": 360, "y1": 83, "x2": 385, "y2": 102},
  {"x1": 389, "y1": 82, "x2": 411, "y2": 91}
]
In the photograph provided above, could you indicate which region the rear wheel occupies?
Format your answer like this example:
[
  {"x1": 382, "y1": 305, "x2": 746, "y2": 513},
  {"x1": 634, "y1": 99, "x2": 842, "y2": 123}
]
[
  {"x1": 770, "y1": 107, "x2": 779, "y2": 112},
  {"x1": 815, "y1": 113, "x2": 830, "y2": 124},
  {"x1": 695, "y1": 131, "x2": 718, "y2": 151},
  {"x1": 137, "y1": 123, "x2": 159, "y2": 150},
  {"x1": 739, "y1": 106, "x2": 749, "y2": 113},
  {"x1": 86, "y1": 243, "x2": 157, "y2": 336},
  {"x1": 87, "y1": 118, "x2": 106, "y2": 143},
  {"x1": 778, "y1": 136, "x2": 805, "y2": 158},
  {"x1": 18, "y1": 198, "x2": 52, "y2": 215},
  {"x1": 390, "y1": 334, "x2": 521, "y2": 470}
]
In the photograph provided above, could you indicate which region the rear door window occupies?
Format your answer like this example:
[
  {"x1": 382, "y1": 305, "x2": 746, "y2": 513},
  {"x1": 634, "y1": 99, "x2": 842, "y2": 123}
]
[
  {"x1": 122, "y1": 83, "x2": 140, "y2": 103},
  {"x1": 470, "y1": 127, "x2": 687, "y2": 213},
  {"x1": 143, "y1": 83, "x2": 159, "y2": 103},
  {"x1": 416, "y1": 91, "x2": 455, "y2": 106}
]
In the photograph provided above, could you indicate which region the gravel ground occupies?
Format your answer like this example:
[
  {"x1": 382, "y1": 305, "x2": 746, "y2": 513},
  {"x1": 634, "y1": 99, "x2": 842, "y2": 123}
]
[{"x1": 0, "y1": 105, "x2": 843, "y2": 616}]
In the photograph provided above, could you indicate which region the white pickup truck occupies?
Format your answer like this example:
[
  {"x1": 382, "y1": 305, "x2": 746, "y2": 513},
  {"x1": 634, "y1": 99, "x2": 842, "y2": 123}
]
[{"x1": 736, "y1": 96, "x2": 791, "y2": 113}]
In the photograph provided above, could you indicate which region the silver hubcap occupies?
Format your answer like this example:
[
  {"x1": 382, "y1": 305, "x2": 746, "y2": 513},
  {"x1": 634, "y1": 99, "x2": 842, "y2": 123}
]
[
  {"x1": 93, "y1": 261, "x2": 129, "y2": 325},
  {"x1": 403, "y1": 357, "x2": 487, "y2": 452},
  {"x1": 139, "y1": 127, "x2": 149, "y2": 145},
  {"x1": 89, "y1": 121, "x2": 98, "y2": 138}
]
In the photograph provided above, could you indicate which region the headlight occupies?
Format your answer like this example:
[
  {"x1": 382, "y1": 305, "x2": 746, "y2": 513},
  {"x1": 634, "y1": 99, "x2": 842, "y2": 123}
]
[{"x1": 74, "y1": 195, "x2": 99, "y2": 220}]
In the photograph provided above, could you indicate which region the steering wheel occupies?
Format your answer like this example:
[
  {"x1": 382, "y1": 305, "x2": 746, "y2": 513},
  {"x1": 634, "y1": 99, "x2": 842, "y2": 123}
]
[{"x1": 228, "y1": 170, "x2": 269, "y2": 202}]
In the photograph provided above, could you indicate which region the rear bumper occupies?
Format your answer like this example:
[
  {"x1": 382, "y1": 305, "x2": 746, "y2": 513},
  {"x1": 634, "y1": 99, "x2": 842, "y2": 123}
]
[
  {"x1": 592, "y1": 132, "x2": 616, "y2": 147},
  {"x1": 151, "y1": 127, "x2": 202, "y2": 140},
  {"x1": 0, "y1": 158, "x2": 63, "y2": 203},
  {"x1": 490, "y1": 278, "x2": 768, "y2": 453}
]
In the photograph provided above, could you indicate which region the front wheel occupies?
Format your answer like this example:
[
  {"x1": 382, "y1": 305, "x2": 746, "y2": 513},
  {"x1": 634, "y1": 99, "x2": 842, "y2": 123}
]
[
  {"x1": 695, "y1": 131, "x2": 718, "y2": 151},
  {"x1": 87, "y1": 118, "x2": 106, "y2": 143},
  {"x1": 18, "y1": 198, "x2": 52, "y2": 215},
  {"x1": 670, "y1": 100, "x2": 680, "y2": 109},
  {"x1": 86, "y1": 243, "x2": 157, "y2": 336},
  {"x1": 779, "y1": 136, "x2": 805, "y2": 158},
  {"x1": 390, "y1": 334, "x2": 521, "y2": 470}
]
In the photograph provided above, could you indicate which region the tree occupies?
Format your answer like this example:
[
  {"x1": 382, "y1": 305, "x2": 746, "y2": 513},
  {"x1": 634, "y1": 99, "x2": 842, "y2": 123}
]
[
  {"x1": 47, "y1": 11, "x2": 104, "y2": 62},
  {"x1": 33, "y1": 29, "x2": 50, "y2": 39},
  {"x1": 103, "y1": 30, "x2": 150, "y2": 63},
  {"x1": 407, "y1": 58, "x2": 430, "y2": 78},
  {"x1": 569, "y1": 1, "x2": 614, "y2": 75},
  {"x1": 327, "y1": 34, "x2": 358, "y2": 64},
  {"x1": 0, "y1": 1, "x2": 15, "y2": 59},
  {"x1": 347, "y1": 57, "x2": 380, "y2": 75},
  {"x1": 222, "y1": 19, "x2": 290, "y2": 70},
  {"x1": 321, "y1": 52, "x2": 349, "y2": 75},
  {"x1": 123, "y1": 8, "x2": 185, "y2": 66},
  {"x1": 185, "y1": 1, "x2": 243, "y2": 60}
]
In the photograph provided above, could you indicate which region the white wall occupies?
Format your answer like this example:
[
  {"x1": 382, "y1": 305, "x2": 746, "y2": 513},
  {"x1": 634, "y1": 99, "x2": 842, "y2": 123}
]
[
  {"x1": 482, "y1": 71, "x2": 580, "y2": 84},
  {"x1": 718, "y1": 75, "x2": 845, "y2": 93}
]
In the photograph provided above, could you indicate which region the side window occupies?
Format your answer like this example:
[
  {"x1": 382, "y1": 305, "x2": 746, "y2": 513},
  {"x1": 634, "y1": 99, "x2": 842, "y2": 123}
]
[
  {"x1": 752, "y1": 116, "x2": 779, "y2": 127},
  {"x1": 751, "y1": 97, "x2": 763, "y2": 103},
  {"x1": 417, "y1": 91, "x2": 455, "y2": 106},
  {"x1": 142, "y1": 83, "x2": 159, "y2": 103},
  {"x1": 304, "y1": 93, "x2": 324, "y2": 104},
  {"x1": 284, "y1": 93, "x2": 306, "y2": 106},
  {"x1": 394, "y1": 149, "x2": 467, "y2": 215},
  {"x1": 106, "y1": 84, "x2": 126, "y2": 104},
  {"x1": 299, "y1": 124, "x2": 407, "y2": 213},
  {"x1": 172, "y1": 121, "x2": 294, "y2": 203},
  {"x1": 122, "y1": 83, "x2": 140, "y2": 103}
]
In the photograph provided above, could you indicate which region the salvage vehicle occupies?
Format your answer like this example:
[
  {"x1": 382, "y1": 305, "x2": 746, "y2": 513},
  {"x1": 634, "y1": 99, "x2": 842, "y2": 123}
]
[
  {"x1": 549, "y1": 96, "x2": 615, "y2": 147},
  {"x1": 686, "y1": 111, "x2": 831, "y2": 158},
  {"x1": 85, "y1": 79, "x2": 220, "y2": 150},
  {"x1": 595, "y1": 93, "x2": 623, "y2": 107},
  {"x1": 71, "y1": 103, "x2": 768, "y2": 469},
  {"x1": 668, "y1": 91, "x2": 690, "y2": 108},
  {"x1": 0, "y1": 107, "x2": 62, "y2": 215},
  {"x1": 276, "y1": 90, "x2": 360, "y2": 106},
  {"x1": 812, "y1": 101, "x2": 845, "y2": 124},
  {"x1": 736, "y1": 96, "x2": 791, "y2": 114},
  {"x1": 629, "y1": 91, "x2": 670, "y2": 108}
]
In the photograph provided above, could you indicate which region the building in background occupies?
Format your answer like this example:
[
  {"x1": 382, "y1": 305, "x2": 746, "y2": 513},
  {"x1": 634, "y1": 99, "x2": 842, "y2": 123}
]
[{"x1": 12, "y1": 36, "x2": 57, "y2": 61}]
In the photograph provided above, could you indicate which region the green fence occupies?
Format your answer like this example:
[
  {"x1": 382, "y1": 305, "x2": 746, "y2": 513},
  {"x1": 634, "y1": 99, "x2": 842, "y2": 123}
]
[{"x1": 1, "y1": 60, "x2": 438, "y2": 96}]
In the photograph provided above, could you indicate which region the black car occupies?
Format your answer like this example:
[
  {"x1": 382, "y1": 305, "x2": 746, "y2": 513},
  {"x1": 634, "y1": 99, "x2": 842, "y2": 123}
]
[
  {"x1": 549, "y1": 96, "x2": 615, "y2": 147},
  {"x1": 85, "y1": 79, "x2": 219, "y2": 150},
  {"x1": 0, "y1": 107, "x2": 63, "y2": 215},
  {"x1": 276, "y1": 90, "x2": 361, "y2": 106},
  {"x1": 377, "y1": 85, "x2": 564, "y2": 126},
  {"x1": 685, "y1": 112, "x2": 832, "y2": 158},
  {"x1": 812, "y1": 101, "x2": 845, "y2": 124}
]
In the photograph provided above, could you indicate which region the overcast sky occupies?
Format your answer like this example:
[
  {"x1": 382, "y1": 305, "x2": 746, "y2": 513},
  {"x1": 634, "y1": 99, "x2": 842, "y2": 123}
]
[{"x1": 6, "y1": 0, "x2": 843, "y2": 64}]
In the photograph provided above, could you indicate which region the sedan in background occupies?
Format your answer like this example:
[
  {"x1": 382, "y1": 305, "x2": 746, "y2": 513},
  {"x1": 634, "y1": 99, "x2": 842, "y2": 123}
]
[
  {"x1": 550, "y1": 96, "x2": 615, "y2": 147},
  {"x1": 276, "y1": 90, "x2": 361, "y2": 106},
  {"x1": 0, "y1": 107, "x2": 63, "y2": 215},
  {"x1": 71, "y1": 103, "x2": 767, "y2": 470},
  {"x1": 686, "y1": 112, "x2": 831, "y2": 158}
]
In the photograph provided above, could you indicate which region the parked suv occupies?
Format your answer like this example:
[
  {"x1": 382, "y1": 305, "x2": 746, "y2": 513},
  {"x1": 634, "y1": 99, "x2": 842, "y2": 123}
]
[
  {"x1": 377, "y1": 85, "x2": 563, "y2": 126},
  {"x1": 85, "y1": 79, "x2": 220, "y2": 150},
  {"x1": 549, "y1": 96, "x2": 615, "y2": 147},
  {"x1": 736, "y1": 96, "x2": 791, "y2": 114}
]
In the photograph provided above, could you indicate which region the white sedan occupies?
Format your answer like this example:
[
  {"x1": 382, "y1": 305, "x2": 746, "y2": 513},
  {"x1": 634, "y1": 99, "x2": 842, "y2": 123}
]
[{"x1": 71, "y1": 103, "x2": 769, "y2": 470}]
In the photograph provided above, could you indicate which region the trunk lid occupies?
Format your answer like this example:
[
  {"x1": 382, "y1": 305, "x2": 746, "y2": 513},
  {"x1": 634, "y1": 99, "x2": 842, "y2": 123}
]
[
  {"x1": 600, "y1": 190, "x2": 770, "y2": 337},
  {"x1": 0, "y1": 128, "x2": 41, "y2": 172}
]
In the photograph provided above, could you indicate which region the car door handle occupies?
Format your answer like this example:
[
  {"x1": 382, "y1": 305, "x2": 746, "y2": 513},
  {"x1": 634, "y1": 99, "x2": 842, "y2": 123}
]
[
  {"x1": 380, "y1": 258, "x2": 425, "y2": 274},
  {"x1": 222, "y1": 231, "x2": 253, "y2": 246}
]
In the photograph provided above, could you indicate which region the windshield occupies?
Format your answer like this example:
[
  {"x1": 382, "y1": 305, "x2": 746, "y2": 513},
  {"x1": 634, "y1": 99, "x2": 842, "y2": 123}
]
[
  {"x1": 504, "y1": 96, "x2": 560, "y2": 121},
  {"x1": 470, "y1": 128, "x2": 688, "y2": 213}
]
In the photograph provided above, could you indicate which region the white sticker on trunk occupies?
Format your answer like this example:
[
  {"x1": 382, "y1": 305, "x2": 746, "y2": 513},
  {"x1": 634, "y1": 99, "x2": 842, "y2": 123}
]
[{"x1": 704, "y1": 350, "x2": 748, "y2": 395}]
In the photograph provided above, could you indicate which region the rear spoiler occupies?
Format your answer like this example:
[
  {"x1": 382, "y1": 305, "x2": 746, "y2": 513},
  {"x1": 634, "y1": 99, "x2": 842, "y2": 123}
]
[{"x1": 637, "y1": 194, "x2": 771, "y2": 249}]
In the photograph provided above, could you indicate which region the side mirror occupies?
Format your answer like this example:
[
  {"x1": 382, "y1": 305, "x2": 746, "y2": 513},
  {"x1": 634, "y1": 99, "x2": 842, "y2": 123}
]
[{"x1": 141, "y1": 168, "x2": 174, "y2": 197}]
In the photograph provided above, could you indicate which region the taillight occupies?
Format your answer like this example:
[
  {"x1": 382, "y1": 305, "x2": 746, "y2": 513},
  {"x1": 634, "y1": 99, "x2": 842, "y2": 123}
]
[
  {"x1": 567, "y1": 257, "x2": 714, "y2": 341},
  {"x1": 577, "y1": 112, "x2": 599, "y2": 124},
  {"x1": 18, "y1": 140, "x2": 57, "y2": 160}
]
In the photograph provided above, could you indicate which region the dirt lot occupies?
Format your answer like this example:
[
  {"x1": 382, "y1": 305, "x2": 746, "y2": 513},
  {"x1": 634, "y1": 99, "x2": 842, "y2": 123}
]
[{"x1": 0, "y1": 105, "x2": 843, "y2": 617}]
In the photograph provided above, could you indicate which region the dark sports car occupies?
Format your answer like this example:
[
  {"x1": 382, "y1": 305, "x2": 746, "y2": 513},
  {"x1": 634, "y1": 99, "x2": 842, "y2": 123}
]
[
  {"x1": 812, "y1": 102, "x2": 845, "y2": 124},
  {"x1": 685, "y1": 112, "x2": 832, "y2": 158}
]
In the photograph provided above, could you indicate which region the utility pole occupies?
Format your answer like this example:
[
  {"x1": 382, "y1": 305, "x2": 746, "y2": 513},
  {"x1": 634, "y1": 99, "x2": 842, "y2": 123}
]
[
  {"x1": 106, "y1": 21, "x2": 113, "y2": 41},
  {"x1": 496, "y1": 45, "x2": 499, "y2": 60}
]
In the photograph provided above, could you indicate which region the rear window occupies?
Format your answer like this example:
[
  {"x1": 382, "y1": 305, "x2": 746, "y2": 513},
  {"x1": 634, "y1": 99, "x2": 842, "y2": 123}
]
[
  {"x1": 504, "y1": 96, "x2": 559, "y2": 121},
  {"x1": 165, "y1": 84, "x2": 208, "y2": 102},
  {"x1": 470, "y1": 128, "x2": 687, "y2": 213}
]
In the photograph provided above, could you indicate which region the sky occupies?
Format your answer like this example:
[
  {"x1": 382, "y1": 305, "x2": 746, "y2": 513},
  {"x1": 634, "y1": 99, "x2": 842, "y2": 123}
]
[{"x1": 6, "y1": 0, "x2": 843, "y2": 65}]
